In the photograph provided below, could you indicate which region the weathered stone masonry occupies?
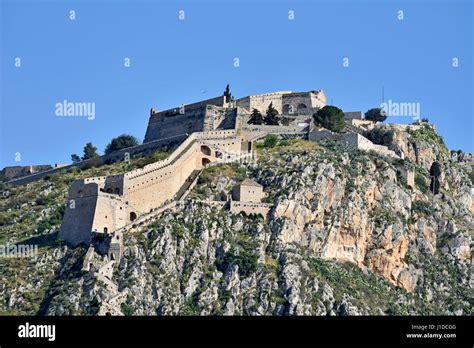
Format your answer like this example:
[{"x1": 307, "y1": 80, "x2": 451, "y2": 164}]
[
  {"x1": 59, "y1": 89, "x2": 328, "y2": 254},
  {"x1": 59, "y1": 130, "x2": 242, "y2": 247}
]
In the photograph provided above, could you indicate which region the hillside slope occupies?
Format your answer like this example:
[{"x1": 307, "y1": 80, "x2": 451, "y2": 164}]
[{"x1": 0, "y1": 126, "x2": 472, "y2": 316}]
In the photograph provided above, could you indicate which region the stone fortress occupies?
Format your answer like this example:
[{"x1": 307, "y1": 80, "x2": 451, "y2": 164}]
[
  {"x1": 4, "y1": 87, "x2": 427, "y2": 315},
  {"x1": 4, "y1": 88, "x2": 418, "y2": 266},
  {"x1": 57, "y1": 89, "x2": 331, "y2": 260}
]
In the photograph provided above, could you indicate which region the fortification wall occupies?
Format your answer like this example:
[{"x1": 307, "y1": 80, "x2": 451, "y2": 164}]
[
  {"x1": 58, "y1": 182, "x2": 100, "y2": 246},
  {"x1": 144, "y1": 107, "x2": 206, "y2": 143},
  {"x1": 282, "y1": 91, "x2": 326, "y2": 114},
  {"x1": 340, "y1": 133, "x2": 399, "y2": 158},
  {"x1": 242, "y1": 124, "x2": 308, "y2": 141},
  {"x1": 6, "y1": 135, "x2": 188, "y2": 187},
  {"x1": 91, "y1": 192, "x2": 129, "y2": 235},
  {"x1": 236, "y1": 90, "x2": 325, "y2": 115},
  {"x1": 237, "y1": 91, "x2": 291, "y2": 114},
  {"x1": 59, "y1": 129, "x2": 243, "y2": 245},
  {"x1": 308, "y1": 131, "x2": 399, "y2": 159},
  {"x1": 144, "y1": 96, "x2": 228, "y2": 143},
  {"x1": 229, "y1": 201, "x2": 271, "y2": 218},
  {"x1": 204, "y1": 106, "x2": 237, "y2": 130}
]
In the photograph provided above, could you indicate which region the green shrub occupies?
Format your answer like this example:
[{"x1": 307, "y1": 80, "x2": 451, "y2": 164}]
[
  {"x1": 412, "y1": 200, "x2": 434, "y2": 216},
  {"x1": 35, "y1": 197, "x2": 52, "y2": 206},
  {"x1": 364, "y1": 128, "x2": 394, "y2": 146},
  {"x1": 263, "y1": 135, "x2": 278, "y2": 148},
  {"x1": 37, "y1": 221, "x2": 52, "y2": 233}
]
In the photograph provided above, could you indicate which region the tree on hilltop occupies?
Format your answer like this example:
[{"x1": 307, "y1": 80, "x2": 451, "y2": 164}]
[
  {"x1": 313, "y1": 105, "x2": 345, "y2": 133},
  {"x1": 224, "y1": 84, "x2": 232, "y2": 103},
  {"x1": 105, "y1": 134, "x2": 140, "y2": 155},
  {"x1": 71, "y1": 154, "x2": 81, "y2": 163},
  {"x1": 264, "y1": 103, "x2": 280, "y2": 125},
  {"x1": 82, "y1": 143, "x2": 99, "y2": 160},
  {"x1": 248, "y1": 109, "x2": 264, "y2": 125},
  {"x1": 365, "y1": 108, "x2": 387, "y2": 123}
]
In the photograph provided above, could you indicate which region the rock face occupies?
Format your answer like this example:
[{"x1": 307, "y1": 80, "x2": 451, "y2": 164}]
[{"x1": 1, "y1": 125, "x2": 472, "y2": 316}]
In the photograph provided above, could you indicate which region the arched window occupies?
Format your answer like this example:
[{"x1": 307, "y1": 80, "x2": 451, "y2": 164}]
[
  {"x1": 297, "y1": 103, "x2": 307, "y2": 111},
  {"x1": 282, "y1": 104, "x2": 291, "y2": 114},
  {"x1": 200, "y1": 145, "x2": 211, "y2": 156},
  {"x1": 130, "y1": 212, "x2": 137, "y2": 221},
  {"x1": 202, "y1": 158, "x2": 211, "y2": 166}
]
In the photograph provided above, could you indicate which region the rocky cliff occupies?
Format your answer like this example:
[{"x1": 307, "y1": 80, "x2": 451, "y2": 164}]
[{"x1": 1, "y1": 125, "x2": 473, "y2": 316}]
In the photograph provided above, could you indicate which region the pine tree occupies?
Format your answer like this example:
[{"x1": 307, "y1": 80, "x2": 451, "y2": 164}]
[
  {"x1": 313, "y1": 105, "x2": 345, "y2": 133},
  {"x1": 248, "y1": 109, "x2": 264, "y2": 125},
  {"x1": 264, "y1": 103, "x2": 279, "y2": 125},
  {"x1": 71, "y1": 154, "x2": 81, "y2": 163},
  {"x1": 223, "y1": 84, "x2": 232, "y2": 103},
  {"x1": 105, "y1": 134, "x2": 140, "y2": 155},
  {"x1": 365, "y1": 108, "x2": 387, "y2": 123},
  {"x1": 82, "y1": 143, "x2": 98, "y2": 160}
]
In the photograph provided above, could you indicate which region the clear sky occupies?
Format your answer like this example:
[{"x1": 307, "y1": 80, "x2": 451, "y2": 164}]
[{"x1": 1, "y1": 0, "x2": 472, "y2": 167}]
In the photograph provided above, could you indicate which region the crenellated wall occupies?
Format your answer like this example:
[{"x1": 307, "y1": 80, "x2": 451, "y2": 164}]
[
  {"x1": 59, "y1": 130, "x2": 243, "y2": 246},
  {"x1": 59, "y1": 89, "x2": 326, "y2": 247}
]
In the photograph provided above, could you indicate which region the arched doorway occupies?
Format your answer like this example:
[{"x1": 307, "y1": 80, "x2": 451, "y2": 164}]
[
  {"x1": 215, "y1": 151, "x2": 223, "y2": 159},
  {"x1": 202, "y1": 158, "x2": 211, "y2": 166},
  {"x1": 200, "y1": 145, "x2": 211, "y2": 156},
  {"x1": 130, "y1": 212, "x2": 137, "y2": 221},
  {"x1": 106, "y1": 188, "x2": 113, "y2": 194},
  {"x1": 282, "y1": 104, "x2": 292, "y2": 114},
  {"x1": 103, "y1": 227, "x2": 108, "y2": 233}
]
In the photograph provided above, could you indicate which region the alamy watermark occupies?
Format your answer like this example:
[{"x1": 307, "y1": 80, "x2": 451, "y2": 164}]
[
  {"x1": 55, "y1": 99, "x2": 95, "y2": 120},
  {"x1": 0, "y1": 243, "x2": 38, "y2": 258},
  {"x1": 380, "y1": 99, "x2": 421, "y2": 121},
  {"x1": 215, "y1": 149, "x2": 258, "y2": 166}
]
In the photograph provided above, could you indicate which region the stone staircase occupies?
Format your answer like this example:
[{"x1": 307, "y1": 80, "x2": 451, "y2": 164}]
[{"x1": 344, "y1": 122, "x2": 367, "y2": 136}]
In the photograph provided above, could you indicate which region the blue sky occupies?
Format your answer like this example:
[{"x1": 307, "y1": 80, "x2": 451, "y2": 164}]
[{"x1": 1, "y1": 0, "x2": 472, "y2": 167}]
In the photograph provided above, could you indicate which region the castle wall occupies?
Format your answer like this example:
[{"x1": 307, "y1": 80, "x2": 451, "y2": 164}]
[
  {"x1": 308, "y1": 131, "x2": 399, "y2": 159},
  {"x1": 6, "y1": 135, "x2": 189, "y2": 187},
  {"x1": 144, "y1": 107, "x2": 206, "y2": 143},
  {"x1": 58, "y1": 182, "x2": 101, "y2": 246},
  {"x1": 236, "y1": 90, "x2": 326, "y2": 115},
  {"x1": 229, "y1": 201, "x2": 271, "y2": 218},
  {"x1": 144, "y1": 96, "x2": 227, "y2": 143},
  {"x1": 59, "y1": 129, "x2": 244, "y2": 246},
  {"x1": 91, "y1": 193, "x2": 129, "y2": 234},
  {"x1": 282, "y1": 91, "x2": 326, "y2": 114},
  {"x1": 237, "y1": 91, "x2": 291, "y2": 114}
]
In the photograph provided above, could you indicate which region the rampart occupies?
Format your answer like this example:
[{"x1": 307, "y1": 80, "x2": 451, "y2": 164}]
[
  {"x1": 309, "y1": 130, "x2": 399, "y2": 159},
  {"x1": 143, "y1": 96, "x2": 231, "y2": 143},
  {"x1": 236, "y1": 90, "x2": 326, "y2": 115},
  {"x1": 59, "y1": 129, "x2": 244, "y2": 246},
  {"x1": 229, "y1": 201, "x2": 272, "y2": 218}
]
